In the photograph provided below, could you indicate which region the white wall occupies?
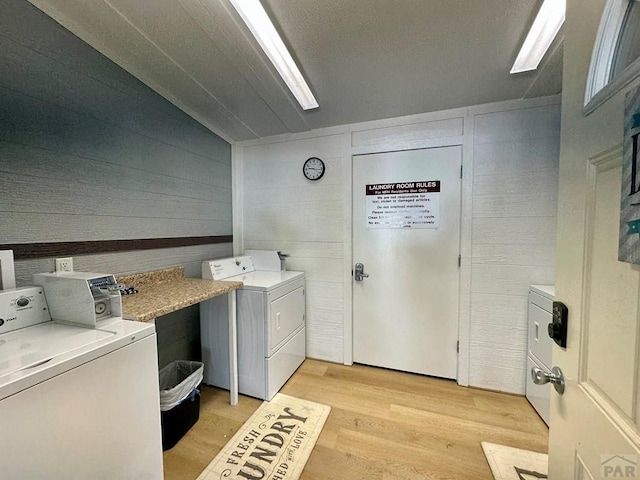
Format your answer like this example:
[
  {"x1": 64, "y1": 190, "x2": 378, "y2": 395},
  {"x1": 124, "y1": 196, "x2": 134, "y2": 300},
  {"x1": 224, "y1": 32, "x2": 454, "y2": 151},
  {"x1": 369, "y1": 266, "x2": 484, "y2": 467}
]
[
  {"x1": 469, "y1": 105, "x2": 560, "y2": 393},
  {"x1": 238, "y1": 131, "x2": 348, "y2": 361},
  {"x1": 235, "y1": 96, "x2": 560, "y2": 394}
]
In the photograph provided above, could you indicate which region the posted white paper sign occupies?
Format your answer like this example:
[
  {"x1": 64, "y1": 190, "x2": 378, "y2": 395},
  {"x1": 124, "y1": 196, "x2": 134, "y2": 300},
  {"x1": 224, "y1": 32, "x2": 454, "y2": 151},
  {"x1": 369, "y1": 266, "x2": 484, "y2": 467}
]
[{"x1": 366, "y1": 181, "x2": 440, "y2": 229}]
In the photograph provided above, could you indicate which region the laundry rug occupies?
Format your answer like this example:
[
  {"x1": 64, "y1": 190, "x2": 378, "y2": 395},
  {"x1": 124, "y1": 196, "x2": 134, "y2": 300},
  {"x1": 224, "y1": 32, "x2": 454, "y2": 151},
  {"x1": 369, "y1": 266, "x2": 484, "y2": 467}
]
[
  {"x1": 197, "y1": 393, "x2": 331, "y2": 480},
  {"x1": 481, "y1": 442, "x2": 548, "y2": 480}
]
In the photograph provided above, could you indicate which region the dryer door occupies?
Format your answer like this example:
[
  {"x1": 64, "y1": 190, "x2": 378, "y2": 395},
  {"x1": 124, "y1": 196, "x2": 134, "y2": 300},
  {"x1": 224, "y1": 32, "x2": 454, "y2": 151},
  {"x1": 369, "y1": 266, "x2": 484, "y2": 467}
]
[{"x1": 269, "y1": 286, "x2": 305, "y2": 353}]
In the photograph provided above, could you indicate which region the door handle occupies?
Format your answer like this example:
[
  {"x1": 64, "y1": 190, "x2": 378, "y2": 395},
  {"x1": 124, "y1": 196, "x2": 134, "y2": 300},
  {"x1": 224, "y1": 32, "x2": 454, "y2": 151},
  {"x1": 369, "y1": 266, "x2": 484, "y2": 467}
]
[
  {"x1": 354, "y1": 263, "x2": 369, "y2": 281},
  {"x1": 531, "y1": 365, "x2": 565, "y2": 395}
]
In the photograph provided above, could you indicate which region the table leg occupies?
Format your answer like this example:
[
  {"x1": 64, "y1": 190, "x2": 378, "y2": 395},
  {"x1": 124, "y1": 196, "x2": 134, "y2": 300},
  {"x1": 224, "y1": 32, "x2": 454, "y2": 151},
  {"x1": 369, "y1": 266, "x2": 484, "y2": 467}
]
[{"x1": 228, "y1": 290, "x2": 238, "y2": 405}]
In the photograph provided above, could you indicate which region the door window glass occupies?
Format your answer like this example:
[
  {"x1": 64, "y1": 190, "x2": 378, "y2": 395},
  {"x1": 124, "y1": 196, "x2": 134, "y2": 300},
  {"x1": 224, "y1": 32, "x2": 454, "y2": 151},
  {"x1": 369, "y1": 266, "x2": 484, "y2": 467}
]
[
  {"x1": 611, "y1": 0, "x2": 640, "y2": 80},
  {"x1": 584, "y1": 0, "x2": 640, "y2": 112}
]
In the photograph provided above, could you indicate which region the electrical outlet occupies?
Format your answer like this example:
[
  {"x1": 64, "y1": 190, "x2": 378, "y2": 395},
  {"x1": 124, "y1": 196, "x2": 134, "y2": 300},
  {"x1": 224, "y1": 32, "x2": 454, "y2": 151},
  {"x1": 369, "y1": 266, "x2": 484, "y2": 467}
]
[{"x1": 55, "y1": 257, "x2": 73, "y2": 272}]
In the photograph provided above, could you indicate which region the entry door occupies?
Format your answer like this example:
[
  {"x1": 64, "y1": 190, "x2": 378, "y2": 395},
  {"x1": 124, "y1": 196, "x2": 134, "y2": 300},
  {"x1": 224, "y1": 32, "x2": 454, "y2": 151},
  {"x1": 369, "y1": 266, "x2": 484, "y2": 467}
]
[
  {"x1": 550, "y1": 12, "x2": 640, "y2": 477},
  {"x1": 353, "y1": 147, "x2": 461, "y2": 379},
  {"x1": 551, "y1": 147, "x2": 640, "y2": 478}
]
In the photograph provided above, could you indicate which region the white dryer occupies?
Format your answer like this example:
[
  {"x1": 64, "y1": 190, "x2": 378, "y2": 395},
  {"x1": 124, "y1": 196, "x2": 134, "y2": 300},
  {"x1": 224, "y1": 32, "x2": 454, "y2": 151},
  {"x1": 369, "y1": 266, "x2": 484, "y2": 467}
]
[{"x1": 201, "y1": 256, "x2": 305, "y2": 400}]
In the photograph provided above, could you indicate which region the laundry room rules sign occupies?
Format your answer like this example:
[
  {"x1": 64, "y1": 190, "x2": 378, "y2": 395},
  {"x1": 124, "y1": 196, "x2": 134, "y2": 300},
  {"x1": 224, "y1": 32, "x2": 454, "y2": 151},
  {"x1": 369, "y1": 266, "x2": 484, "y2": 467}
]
[{"x1": 365, "y1": 181, "x2": 440, "y2": 229}]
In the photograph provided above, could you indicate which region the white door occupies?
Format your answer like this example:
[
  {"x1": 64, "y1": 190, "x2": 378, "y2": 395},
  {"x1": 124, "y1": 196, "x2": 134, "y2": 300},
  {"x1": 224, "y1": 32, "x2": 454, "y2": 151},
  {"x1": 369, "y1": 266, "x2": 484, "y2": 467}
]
[
  {"x1": 551, "y1": 142, "x2": 640, "y2": 479},
  {"x1": 549, "y1": 1, "x2": 640, "y2": 476},
  {"x1": 353, "y1": 147, "x2": 461, "y2": 379}
]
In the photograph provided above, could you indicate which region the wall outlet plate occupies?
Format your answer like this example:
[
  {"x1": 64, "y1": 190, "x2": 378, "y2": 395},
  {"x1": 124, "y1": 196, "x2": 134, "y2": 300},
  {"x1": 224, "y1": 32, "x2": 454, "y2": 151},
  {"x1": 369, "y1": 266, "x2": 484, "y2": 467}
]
[{"x1": 55, "y1": 257, "x2": 73, "y2": 272}]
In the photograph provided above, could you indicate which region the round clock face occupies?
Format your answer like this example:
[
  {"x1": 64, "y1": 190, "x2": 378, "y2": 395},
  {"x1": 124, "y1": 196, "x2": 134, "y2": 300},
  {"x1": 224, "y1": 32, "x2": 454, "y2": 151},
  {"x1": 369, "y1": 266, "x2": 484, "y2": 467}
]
[{"x1": 303, "y1": 157, "x2": 325, "y2": 181}]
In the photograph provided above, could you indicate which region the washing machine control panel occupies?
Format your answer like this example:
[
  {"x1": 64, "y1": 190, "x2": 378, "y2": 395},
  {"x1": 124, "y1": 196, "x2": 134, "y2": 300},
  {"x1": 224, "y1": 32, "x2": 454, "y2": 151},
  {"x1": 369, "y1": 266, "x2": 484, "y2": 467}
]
[
  {"x1": 0, "y1": 287, "x2": 51, "y2": 334},
  {"x1": 203, "y1": 256, "x2": 255, "y2": 280}
]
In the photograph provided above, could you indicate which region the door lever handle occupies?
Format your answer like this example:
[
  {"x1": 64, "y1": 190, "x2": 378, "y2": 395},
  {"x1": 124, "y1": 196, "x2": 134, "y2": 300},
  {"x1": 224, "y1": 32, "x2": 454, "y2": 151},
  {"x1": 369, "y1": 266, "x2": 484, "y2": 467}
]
[
  {"x1": 354, "y1": 263, "x2": 369, "y2": 281},
  {"x1": 531, "y1": 365, "x2": 565, "y2": 395}
]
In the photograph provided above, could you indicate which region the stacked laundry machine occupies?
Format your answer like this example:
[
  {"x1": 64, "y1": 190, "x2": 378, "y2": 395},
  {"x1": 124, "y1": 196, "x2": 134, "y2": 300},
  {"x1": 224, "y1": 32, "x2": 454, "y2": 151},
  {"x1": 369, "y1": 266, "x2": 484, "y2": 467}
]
[{"x1": 526, "y1": 284, "x2": 555, "y2": 425}]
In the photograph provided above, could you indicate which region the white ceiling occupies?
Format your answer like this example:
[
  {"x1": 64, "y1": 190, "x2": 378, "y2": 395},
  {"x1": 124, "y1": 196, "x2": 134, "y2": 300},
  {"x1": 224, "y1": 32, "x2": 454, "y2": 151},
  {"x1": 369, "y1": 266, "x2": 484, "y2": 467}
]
[{"x1": 27, "y1": 0, "x2": 563, "y2": 143}]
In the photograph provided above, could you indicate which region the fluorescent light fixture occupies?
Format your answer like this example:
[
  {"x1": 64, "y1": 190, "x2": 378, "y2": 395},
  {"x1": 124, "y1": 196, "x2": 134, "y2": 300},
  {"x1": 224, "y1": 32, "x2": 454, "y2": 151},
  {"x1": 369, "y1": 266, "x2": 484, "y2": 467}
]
[
  {"x1": 510, "y1": 0, "x2": 566, "y2": 74},
  {"x1": 229, "y1": 0, "x2": 319, "y2": 110}
]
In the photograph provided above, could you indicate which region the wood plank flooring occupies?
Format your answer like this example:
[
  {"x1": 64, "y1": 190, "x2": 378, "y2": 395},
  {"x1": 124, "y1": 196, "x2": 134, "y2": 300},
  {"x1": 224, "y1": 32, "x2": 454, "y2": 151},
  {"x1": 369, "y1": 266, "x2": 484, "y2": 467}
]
[{"x1": 163, "y1": 360, "x2": 548, "y2": 479}]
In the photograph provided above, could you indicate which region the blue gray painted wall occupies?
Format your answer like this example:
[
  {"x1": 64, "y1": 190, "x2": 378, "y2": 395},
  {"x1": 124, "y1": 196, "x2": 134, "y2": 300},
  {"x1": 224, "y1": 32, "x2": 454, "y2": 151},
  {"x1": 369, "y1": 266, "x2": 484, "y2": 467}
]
[{"x1": 0, "y1": 0, "x2": 233, "y2": 367}]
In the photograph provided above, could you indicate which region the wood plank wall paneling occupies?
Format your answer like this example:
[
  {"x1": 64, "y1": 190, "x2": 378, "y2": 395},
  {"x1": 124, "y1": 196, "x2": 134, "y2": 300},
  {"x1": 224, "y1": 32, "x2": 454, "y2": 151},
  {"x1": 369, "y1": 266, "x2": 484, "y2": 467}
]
[
  {"x1": 155, "y1": 305, "x2": 202, "y2": 370},
  {"x1": 3, "y1": 236, "x2": 233, "y2": 259},
  {"x1": 351, "y1": 117, "x2": 464, "y2": 149},
  {"x1": 0, "y1": 0, "x2": 233, "y2": 364},
  {"x1": 469, "y1": 105, "x2": 560, "y2": 394},
  {"x1": 237, "y1": 101, "x2": 561, "y2": 388},
  {"x1": 13, "y1": 244, "x2": 233, "y2": 286},
  {"x1": 242, "y1": 135, "x2": 346, "y2": 362}
]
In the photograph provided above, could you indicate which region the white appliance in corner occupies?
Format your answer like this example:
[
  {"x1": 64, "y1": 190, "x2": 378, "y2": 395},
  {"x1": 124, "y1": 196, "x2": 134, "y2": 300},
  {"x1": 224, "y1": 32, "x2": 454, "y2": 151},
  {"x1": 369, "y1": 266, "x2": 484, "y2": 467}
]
[
  {"x1": 201, "y1": 254, "x2": 305, "y2": 400},
  {"x1": 0, "y1": 273, "x2": 163, "y2": 479},
  {"x1": 526, "y1": 284, "x2": 555, "y2": 426}
]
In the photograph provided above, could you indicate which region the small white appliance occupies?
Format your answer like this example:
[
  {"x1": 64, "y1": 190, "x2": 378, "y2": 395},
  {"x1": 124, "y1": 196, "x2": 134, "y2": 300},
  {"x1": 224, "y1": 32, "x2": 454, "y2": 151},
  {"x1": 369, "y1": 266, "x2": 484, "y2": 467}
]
[
  {"x1": 0, "y1": 272, "x2": 163, "y2": 479},
  {"x1": 201, "y1": 253, "x2": 305, "y2": 400},
  {"x1": 33, "y1": 271, "x2": 124, "y2": 326},
  {"x1": 526, "y1": 284, "x2": 555, "y2": 425}
]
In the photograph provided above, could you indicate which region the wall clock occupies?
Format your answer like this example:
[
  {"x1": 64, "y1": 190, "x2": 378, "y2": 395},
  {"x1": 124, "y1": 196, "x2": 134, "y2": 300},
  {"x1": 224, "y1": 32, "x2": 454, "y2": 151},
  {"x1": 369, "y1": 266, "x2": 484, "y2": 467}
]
[{"x1": 303, "y1": 157, "x2": 325, "y2": 181}]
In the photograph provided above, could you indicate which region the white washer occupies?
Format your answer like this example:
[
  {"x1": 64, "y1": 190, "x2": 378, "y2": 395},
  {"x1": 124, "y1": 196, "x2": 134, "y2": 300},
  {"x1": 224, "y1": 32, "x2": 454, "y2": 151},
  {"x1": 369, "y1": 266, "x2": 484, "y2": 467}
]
[
  {"x1": 0, "y1": 286, "x2": 163, "y2": 479},
  {"x1": 201, "y1": 256, "x2": 305, "y2": 400}
]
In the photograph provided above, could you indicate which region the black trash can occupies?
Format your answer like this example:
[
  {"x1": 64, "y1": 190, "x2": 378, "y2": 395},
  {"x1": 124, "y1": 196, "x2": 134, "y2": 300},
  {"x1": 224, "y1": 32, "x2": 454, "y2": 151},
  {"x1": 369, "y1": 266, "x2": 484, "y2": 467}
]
[{"x1": 158, "y1": 360, "x2": 204, "y2": 450}]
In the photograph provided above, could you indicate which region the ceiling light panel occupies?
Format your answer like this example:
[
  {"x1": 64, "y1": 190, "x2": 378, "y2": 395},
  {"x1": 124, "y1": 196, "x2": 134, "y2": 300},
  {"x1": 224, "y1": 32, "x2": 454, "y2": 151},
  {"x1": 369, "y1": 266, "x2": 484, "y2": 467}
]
[
  {"x1": 511, "y1": 0, "x2": 566, "y2": 74},
  {"x1": 229, "y1": 0, "x2": 319, "y2": 110}
]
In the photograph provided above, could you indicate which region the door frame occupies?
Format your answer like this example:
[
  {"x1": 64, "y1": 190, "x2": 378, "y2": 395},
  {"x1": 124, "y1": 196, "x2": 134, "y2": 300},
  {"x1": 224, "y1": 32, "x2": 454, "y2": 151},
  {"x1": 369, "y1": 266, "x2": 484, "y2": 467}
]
[{"x1": 342, "y1": 110, "x2": 473, "y2": 385}]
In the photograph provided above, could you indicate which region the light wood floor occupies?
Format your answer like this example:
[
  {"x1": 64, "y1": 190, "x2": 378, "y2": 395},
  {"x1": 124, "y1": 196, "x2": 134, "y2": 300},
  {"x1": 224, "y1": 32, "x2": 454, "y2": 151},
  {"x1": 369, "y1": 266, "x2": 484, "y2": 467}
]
[{"x1": 163, "y1": 359, "x2": 548, "y2": 480}]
